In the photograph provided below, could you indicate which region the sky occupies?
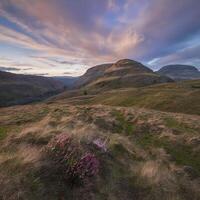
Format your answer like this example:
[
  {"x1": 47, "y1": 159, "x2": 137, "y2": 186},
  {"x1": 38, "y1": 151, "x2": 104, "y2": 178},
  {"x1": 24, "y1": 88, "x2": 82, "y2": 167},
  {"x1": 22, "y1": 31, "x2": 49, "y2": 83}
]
[{"x1": 0, "y1": 0, "x2": 199, "y2": 76}]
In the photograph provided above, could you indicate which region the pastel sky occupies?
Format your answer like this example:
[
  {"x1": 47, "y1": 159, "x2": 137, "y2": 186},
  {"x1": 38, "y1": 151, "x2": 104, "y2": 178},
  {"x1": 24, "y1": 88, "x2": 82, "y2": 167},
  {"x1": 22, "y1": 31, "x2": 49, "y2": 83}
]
[{"x1": 0, "y1": 0, "x2": 199, "y2": 76}]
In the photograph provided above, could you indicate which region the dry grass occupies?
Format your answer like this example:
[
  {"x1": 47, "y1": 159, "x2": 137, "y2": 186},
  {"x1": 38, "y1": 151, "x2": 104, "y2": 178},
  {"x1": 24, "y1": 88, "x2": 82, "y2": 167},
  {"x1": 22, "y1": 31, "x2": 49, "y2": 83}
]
[{"x1": 0, "y1": 103, "x2": 200, "y2": 199}]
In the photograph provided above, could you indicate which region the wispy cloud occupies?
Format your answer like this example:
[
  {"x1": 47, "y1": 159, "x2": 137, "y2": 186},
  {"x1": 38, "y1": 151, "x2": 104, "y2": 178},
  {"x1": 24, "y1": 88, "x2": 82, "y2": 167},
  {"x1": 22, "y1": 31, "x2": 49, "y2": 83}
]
[
  {"x1": 0, "y1": 66, "x2": 20, "y2": 71},
  {"x1": 0, "y1": 0, "x2": 199, "y2": 75}
]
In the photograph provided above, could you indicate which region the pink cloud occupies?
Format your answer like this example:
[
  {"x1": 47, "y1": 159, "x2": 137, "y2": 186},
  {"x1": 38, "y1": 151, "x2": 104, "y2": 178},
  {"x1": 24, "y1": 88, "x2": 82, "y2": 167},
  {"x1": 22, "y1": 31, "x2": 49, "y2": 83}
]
[{"x1": 0, "y1": 0, "x2": 199, "y2": 75}]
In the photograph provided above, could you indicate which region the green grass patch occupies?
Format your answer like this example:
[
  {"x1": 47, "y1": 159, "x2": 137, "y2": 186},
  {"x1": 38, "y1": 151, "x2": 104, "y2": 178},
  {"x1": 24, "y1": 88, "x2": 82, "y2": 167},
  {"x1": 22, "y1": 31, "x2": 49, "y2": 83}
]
[
  {"x1": 136, "y1": 133, "x2": 155, "y2": 148},
  {"x1": 112, "y1": 110, "x2": 135, "y2": 135},
  {"x1": 51, "y1": 107, "x2": 69, "y2": 120},
  {"x1": 13, "y1": 107, "x2": 49, "y2": 125},
  {"x1": 0, "y1": 126, "x2": 8, "y2": 140},
  {"x1": 164, "y1": 143, "x2": 200, "y2": 173},
  {"x1": 136, "y1": 132, "x2": 200, "y2": 174},
  {"x1": 164, "y1": 117, "x2": 196, "y2": 133}
]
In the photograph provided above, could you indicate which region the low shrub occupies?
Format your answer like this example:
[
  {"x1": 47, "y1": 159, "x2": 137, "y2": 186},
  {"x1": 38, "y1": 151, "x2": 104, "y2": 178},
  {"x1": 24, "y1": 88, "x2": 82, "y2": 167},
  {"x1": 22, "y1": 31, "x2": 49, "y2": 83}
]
[
  {"x1": 47, "y1": 133, "x2": 99, "y2": 186},
  {"x1": 72, "y1": 153, "x2": 99, "y2": 180}
]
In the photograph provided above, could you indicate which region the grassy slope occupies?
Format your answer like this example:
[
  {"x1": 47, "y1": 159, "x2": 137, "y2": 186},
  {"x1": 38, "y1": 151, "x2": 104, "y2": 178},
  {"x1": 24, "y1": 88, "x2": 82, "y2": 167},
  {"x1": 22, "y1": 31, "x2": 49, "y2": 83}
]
[
  {"x1": 71, "y1": 80, "x2": 200, "y2": 115},
  {"x1": 0, "y1": 102, "x2": 200, "y2": 200}
]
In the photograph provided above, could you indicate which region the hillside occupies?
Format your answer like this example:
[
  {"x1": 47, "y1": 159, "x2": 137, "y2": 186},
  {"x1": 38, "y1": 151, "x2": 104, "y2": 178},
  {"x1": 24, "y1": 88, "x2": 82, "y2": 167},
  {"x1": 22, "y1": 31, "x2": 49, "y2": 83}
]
[
  {"x1": 157, "y1": 65, "x2": 200, "y2": 81},
  {"x1": 74, "y1": 59, "x2": 173, "y2": 90},
  {"x1": 0, "y1": 71, "x2": 65, "y2": 107},
  {"x1": 74, "y1": 63, "x2": 112, "y2": 88},
  {"x1": 0, "y1": 103, "x2": 199, "y2": 199},
  {"x1": 49, "y1": 79, "x2": 200, "y2": 115}
]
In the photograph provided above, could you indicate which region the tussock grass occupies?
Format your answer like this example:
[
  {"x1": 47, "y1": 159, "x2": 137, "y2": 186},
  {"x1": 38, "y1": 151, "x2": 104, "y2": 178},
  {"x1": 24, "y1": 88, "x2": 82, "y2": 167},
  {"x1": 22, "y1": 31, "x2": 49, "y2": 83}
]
[
  {"x1": 0, "y1": 104, "x2": 199, "y2": 199},
  {"x1": 164, "y1": 117, "x2": 197, "y2": 133},
  {"x1": 112, "y1": 110, "x2": 135, "y2": 135}
]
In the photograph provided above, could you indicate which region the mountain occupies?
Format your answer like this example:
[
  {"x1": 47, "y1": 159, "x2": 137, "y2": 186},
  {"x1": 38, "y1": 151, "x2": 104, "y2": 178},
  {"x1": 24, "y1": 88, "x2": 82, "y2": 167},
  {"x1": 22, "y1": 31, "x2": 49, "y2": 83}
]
[
  {"x1": 157, "y1": 65, "x2": 200, "y2": 81},
  {"x1": 74, "y1": 63, "x2": 112, "y2": 88},
  {"x1": 74, "y1": 59, "x2": 173, "y2": 90},
  {"x1": 53, "y1": 76, "x2": 79, "y2": 88},
  {"x1": 0, "y1": 71, "x2": 65, "y2": 107}
]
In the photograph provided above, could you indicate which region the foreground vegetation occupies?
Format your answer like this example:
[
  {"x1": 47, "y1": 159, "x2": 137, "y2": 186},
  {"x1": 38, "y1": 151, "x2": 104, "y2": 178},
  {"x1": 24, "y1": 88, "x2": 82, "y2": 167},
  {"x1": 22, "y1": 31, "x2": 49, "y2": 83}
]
[{"x1": 0, "y1": 102, "x2": 199, "y2": 199}]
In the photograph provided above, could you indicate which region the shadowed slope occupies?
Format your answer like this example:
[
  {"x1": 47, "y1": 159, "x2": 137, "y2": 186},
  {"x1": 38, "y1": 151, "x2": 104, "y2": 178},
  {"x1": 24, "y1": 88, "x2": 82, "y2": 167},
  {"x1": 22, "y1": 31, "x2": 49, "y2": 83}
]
[{"x1": 0, "y1": 71, "x2": 65, "y2": 107}]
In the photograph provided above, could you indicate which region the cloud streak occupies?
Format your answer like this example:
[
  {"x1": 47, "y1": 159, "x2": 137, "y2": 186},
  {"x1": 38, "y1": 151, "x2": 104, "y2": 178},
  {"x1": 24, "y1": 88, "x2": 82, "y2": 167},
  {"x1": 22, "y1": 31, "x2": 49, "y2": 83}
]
[
  {"x1": 0, "y1": 66, "x2": 20, "y2": 71},
  {"x1": 0, "y1": 0, "x2": 199, "y2": 75}
]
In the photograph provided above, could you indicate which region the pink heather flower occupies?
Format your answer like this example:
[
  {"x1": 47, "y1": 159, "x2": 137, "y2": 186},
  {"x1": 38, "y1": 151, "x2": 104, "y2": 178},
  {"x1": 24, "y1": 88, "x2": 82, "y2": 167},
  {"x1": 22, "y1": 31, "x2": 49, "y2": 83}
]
[
  {"x1": 93, "y1": 138, "x2": 107, "y2": 152},
  {"x1": 72, "y1": 153, "x2": 99, "y2": 179},
  {"x1": 47, "y1": 134, "x2": 99, "y2": 186},
  {"x1": 54, "y1": 133, "x2": 70, "y2": 148}
]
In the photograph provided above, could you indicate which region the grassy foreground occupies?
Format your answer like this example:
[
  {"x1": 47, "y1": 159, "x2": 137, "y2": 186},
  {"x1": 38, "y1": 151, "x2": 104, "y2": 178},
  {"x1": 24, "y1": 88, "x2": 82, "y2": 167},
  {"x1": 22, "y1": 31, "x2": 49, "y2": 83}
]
[{"x1": 0, "y1": 102, "x2": 200, "y2": 200}]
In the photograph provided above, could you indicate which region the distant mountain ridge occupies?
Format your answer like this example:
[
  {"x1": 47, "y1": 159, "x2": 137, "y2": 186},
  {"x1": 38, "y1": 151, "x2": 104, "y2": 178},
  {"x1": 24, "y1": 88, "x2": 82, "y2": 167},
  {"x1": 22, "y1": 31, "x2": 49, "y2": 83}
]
[
  {"x1": 0, "y1": 71, "x2": 65, "y2": 106},
  {"x1": 74, "y1": 59, "x2": 173, "y2": 90},
  {"x1": 157, "y1": 64, "x2": 200, "y2": 81}
]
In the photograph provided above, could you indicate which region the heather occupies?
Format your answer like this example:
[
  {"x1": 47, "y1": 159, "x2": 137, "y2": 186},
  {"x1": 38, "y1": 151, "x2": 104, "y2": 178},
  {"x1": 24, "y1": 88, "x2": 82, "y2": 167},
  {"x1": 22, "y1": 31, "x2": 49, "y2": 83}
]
[{"x1": 47, "y1": 133, "x2": 99, "y2": 186}]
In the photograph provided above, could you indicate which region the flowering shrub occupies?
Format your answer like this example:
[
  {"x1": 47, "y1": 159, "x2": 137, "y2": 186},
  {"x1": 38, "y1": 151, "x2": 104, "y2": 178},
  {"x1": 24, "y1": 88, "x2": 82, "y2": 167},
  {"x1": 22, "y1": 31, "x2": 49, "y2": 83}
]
[
  {"x1": 93, "y1": 138, "x2": 107, "y2": 152},
  {"x1": 48, "y1": 133, "x2": 71, "y2": 151},
  {"x1": 72, "y1": 153, "x2": 99, "y2": 179},
  {"x1": 47, "y1": 133, "x2": 99, "y2": 186}
]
